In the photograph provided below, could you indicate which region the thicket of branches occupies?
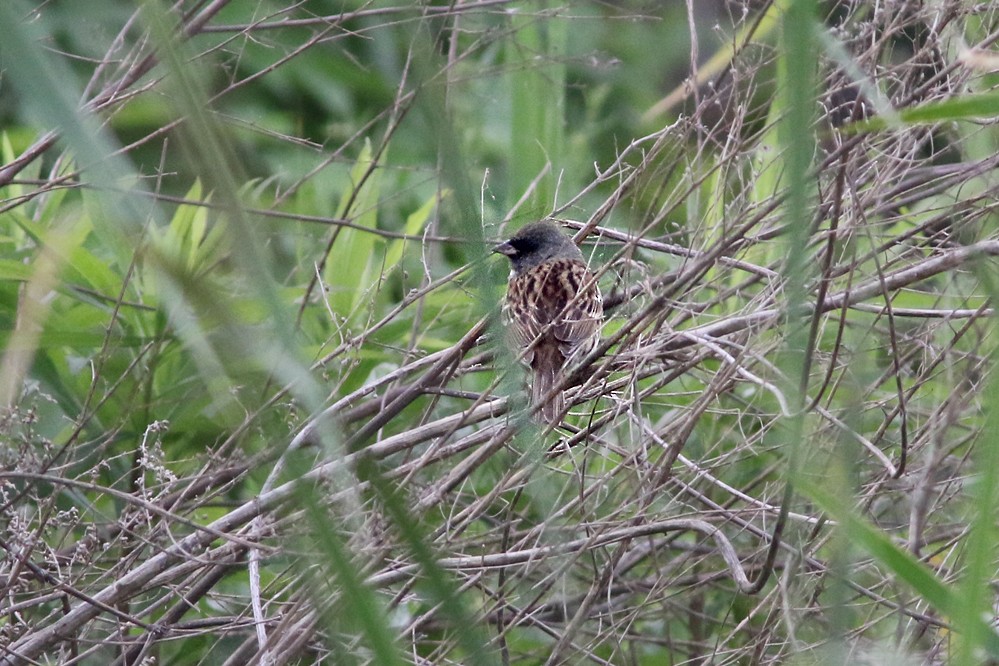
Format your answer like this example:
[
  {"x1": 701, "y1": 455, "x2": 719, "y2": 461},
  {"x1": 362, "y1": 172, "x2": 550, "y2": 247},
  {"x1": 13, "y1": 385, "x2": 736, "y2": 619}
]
[{"x1": 3, "y1": 1, "x2": 999, "y2": 664}]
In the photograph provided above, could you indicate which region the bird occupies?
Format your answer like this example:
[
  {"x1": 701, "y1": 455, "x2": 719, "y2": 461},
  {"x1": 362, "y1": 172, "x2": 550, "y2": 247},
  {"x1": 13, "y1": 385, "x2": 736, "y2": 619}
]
[{"x1": 493, "y1": 221, "x2": 603, "y2": 423}]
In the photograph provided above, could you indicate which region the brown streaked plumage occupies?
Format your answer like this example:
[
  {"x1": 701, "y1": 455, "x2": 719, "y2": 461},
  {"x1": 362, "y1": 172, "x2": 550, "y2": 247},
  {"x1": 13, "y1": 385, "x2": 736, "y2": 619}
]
[{"x1": 493, "y1": 221, "x2": 603, "y2": 423}]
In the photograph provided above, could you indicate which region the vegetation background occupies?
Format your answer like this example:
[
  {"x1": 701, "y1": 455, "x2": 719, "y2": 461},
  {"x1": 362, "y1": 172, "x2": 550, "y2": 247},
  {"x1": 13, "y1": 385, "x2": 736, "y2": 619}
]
[{"x1": 2, "y1": 0, "x2": 999, "y2": 664}]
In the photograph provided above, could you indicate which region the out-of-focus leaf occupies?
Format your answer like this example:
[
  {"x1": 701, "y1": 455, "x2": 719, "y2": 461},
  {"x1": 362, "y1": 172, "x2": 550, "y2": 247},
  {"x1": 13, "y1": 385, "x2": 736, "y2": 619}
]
[
  {"x1": 844, "y1": 90, "x2": 999, "y2": 133},
  {"x1": 807, "y1": 483, "x2": 999, "y2": 659},
  {"x1": 0, "y1": 260, "x2": 33, "y2": 282},
  {"x1": 325, "y1": 138, "x2": 383, "y2": 319},
  {"x1": 507, "y1": 12, "x2": 565, "y2": 214},
  {"x1": 384, "y1": 190, "x2": 447, "y2": 272}
]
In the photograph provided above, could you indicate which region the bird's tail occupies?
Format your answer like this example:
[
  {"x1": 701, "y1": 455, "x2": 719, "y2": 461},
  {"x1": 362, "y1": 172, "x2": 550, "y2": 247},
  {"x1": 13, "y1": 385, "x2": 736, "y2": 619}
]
[{"x1": 531, "y1": 346, "x2": 564, "y2": 424}]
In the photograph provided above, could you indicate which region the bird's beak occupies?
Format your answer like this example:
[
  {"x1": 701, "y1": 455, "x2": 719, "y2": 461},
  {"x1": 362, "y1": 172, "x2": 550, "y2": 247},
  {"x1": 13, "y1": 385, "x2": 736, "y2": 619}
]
[{"x1": 492, "y1": 241, "x2": 516, "y2": 256}]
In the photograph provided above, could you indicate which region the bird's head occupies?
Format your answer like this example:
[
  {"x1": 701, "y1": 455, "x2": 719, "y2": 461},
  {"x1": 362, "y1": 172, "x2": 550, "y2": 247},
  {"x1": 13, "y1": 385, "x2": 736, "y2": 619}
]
[{"x1": 492, "y1": 221, "x2": 583, "y2": 273}]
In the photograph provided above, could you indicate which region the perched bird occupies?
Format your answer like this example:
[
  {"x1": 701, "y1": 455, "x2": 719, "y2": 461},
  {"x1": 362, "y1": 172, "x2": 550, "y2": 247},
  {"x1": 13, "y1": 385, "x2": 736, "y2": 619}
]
[{"x1": 493, "y1": 221, "x2": 603, "y2": 423}]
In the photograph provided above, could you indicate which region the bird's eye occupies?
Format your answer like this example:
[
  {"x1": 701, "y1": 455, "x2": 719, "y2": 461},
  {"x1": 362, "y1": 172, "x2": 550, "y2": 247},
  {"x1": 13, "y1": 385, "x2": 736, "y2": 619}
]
[{"x1": 513, "y1": 238, "x2": 537, "y2": 254}]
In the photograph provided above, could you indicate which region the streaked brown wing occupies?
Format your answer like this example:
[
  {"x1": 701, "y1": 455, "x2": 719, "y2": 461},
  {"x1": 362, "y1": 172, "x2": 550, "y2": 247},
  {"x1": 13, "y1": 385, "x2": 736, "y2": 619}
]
[
  {"x1": 503, "y1": 270, "x2": 541, "y2": 363},
  {"x1": 504, "y1": 258, "x2": 602, "y2": 365},
  {"x1": 550, "y1": 260, "x2": 603, "y2": 361}
]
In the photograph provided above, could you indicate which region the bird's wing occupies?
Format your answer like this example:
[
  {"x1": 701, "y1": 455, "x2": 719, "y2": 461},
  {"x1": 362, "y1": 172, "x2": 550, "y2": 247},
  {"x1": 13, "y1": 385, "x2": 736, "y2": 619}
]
[
  {"x1": 505, "y1": 258, "x2": 603, "y2": 364},
  {"x1": 551, "y1": 260, "x2": 603, "y2": 359},
  {"x1": 503, "y1": 271, "x2": 542, "y2": 364}
]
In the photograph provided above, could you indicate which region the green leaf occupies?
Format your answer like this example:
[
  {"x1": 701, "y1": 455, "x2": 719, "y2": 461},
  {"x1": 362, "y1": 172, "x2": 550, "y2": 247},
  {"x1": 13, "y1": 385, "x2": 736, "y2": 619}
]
[
  {"x1": 289, "y1": 453, "x2": 406, "y2": 666},
  {"x1": 844, "y1": 90, "x2": 999, "y2": 133},
  {"x1": 507, "y1": 10, "x2": 565, "y2": 213},
  {"x1": 383, "y1": 190, "x2": 447, "y2": 272},
  {"x1": 2, "y1": 133, "x2": 23, "y2": 201},
  {"x1": 325, "y1": 138, "x2": 383, "y2": 319},
  {"x1": 0, "y1": 259, "x2": 33, "y2": 282},
  {"x1": 65, "y1": 241, "x2": 122, "y2": 299},
  {"x1": 354, "y1": 455, "x2": 497, "y2": 666},
  {"x1": 806, "y1": 483, "x2": 999, "y2": 659}
]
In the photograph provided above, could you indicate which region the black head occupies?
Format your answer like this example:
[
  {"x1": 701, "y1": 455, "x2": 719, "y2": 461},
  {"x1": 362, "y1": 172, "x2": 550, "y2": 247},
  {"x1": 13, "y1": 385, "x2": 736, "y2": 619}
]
[{"x1": 492, "y1": 221, "x2": 583, "y2": 274}]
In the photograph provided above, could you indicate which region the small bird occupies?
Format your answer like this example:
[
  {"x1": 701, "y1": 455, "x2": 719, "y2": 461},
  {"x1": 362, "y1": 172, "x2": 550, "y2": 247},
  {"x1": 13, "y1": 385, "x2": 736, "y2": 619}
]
[{"x1": 493, "y1": 221, "x2": 603, "y2": 423}]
